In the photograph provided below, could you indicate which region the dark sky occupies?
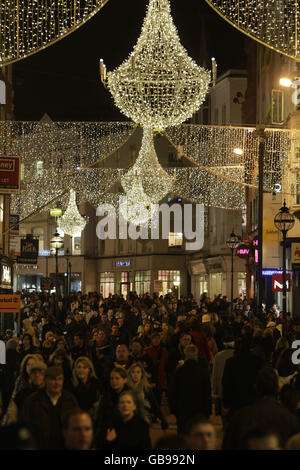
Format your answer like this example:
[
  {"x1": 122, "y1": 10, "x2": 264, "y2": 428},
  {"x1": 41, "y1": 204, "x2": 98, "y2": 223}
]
[{"x1": 13, "y1": 0, "x2": 248, "y2": 122}]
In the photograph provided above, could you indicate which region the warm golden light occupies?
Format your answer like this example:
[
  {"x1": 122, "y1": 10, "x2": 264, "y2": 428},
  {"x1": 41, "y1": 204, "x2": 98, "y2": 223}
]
[
  {"x1": 233, "y1": 148, "x2": 244, "y2": 156},
  {"x1": 280, "y1": 78, "x2": 293, "y2": 87}
]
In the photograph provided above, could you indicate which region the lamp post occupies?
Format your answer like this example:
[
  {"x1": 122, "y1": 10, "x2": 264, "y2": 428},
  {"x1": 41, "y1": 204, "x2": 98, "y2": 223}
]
[
  {"x1": 226, "y1": 231, "x2": 241, "y2": 307},
  {"x1": 274, "y1": 201, "x2": 295, "y2": 317},
  {"x1": 65, "y1": 248, "x2": 70, "y2": 312},
  {"x1": 50, "y1": 230, "x2": 64, "y2": 320}
]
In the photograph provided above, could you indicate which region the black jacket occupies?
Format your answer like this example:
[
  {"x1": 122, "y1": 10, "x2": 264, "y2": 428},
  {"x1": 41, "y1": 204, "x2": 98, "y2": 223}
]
[
  {"x1": 69, "y1": 377, "x2": 102, "y2": 412},
  {"x1": 169, "y1": 358, "x2": 212, "y2": 424},
  {"x1": 223, "y1": 397, "x2": 300, "y2": 449},
  {"x1": 19, "y1": 389, "x2": 78, "y2": 449},
  {"x1": 103, "y1": 414, "x2": 151, "y2": 450}
]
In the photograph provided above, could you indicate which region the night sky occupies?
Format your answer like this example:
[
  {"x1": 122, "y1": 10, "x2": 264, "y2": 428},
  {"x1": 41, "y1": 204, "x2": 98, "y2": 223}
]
[{"x1": 13, "y1": 0, "x2": 248, "y2": 122}]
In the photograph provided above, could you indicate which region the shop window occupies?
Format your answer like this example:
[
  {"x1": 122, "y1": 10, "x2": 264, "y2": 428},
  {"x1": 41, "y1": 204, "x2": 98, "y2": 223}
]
[
  {"x1": 271, "y1": 90, "x2": 284, "y2": 124},
  {"x1": 158, "y1": 270, "x2": 181, "y2": 296},
  {"x1": 238, "y1": 272, "x2": 247, "y2": 298},
  {"x1": 168, "y1": 232, "x2": 183, "y2": 247},
  {"x1": 135, "y1": 270, "x2": 151, "y2": 295},
  {"x1": 100, "y1": 272, "x2": 115, "y2": 297}
]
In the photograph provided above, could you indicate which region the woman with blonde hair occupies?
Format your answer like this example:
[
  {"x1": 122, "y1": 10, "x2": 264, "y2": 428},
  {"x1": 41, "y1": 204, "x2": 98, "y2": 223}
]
[
  {"x1": 70, "y1": 356, "x2": 102, "y2": 416},
  {"x1": 128, "y1": 362, "x2": 168, "y2": 430}
]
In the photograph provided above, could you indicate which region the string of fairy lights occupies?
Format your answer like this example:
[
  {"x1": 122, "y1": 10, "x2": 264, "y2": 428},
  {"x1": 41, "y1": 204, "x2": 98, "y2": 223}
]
[
  {"x1": 204, "y1": 0, "x2": 300, "y2": 61},
  {"x1": 6, "y1": 120, "x2": 298, "y2": 224},
  {"x1": 0, "y1": 0, "x2": 109, "y2": 67}
]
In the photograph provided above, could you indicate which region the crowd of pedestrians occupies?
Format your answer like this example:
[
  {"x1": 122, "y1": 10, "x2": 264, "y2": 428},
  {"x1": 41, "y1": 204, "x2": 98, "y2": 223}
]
[{"x1": 0, "y1": 290, "x2": 300, "y2": 450}]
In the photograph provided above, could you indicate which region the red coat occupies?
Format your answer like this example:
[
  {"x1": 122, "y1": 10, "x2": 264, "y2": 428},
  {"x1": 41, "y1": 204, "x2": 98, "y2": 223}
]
[
  {"x1": 145, "y1": 344, "x2": 168, "y2": 390},
  {"x1": 190, "y1": 330, "x2": 211, "y2": 361}
]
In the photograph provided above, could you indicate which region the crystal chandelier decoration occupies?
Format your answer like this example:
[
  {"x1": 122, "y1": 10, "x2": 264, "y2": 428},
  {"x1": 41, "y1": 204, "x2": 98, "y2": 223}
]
[
  {"x1": 100, "y1": 0, "x2": 210, "y2": 222},
  {"x1": 58, "y1": 189, "x2": 87, "y2": 236},
  {"x1": 0, "y1": 0, "x2": 109, "y2": 67},
  {"x1": 205, "y1": 0, "x2": 300, "y2": 60},
  {"x1": 121, "y1": 127, "x2": 174, "y2": 205}
]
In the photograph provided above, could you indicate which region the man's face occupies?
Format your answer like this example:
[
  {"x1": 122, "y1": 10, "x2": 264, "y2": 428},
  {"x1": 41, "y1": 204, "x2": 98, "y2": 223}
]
[
  {"x1": 116, "y1": 345, "x2": 129, "y2": 362},
  {"x1": 131, "y1": 342, "x2": 142, "y2": 357},
  {"x1": 75, "y1": 313, "x2": 81, "y2": 322},
  {"x1": 180, "y1": 334, "x2": 192, "y2": 348},
  {"x1": 30, "y1": 369, "x2": 45, "y2": 388},
  {"x1": 63, "y1": 413, "x2": 93, "y2": 450},
  {"x1": 46, "y1": 374, "x2": 63, "y2": 396},
  {"x1": 188, "y1": 423, "x2": 216, "y2": 450},
  {"x1": 73, "y1": 336, "x2": 82, "y2": 347}
]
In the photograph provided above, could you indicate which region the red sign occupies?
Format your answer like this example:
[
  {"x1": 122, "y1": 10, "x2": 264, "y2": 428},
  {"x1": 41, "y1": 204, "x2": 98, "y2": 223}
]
[
  {"x1": 0, "y1": 156, "x2": 20, "y2": 194},
  {"x1": 272, "y1": 273, "x2": 291, "y2": 292},
  {"x1": 236, "y1": 244, "x2": 251, "y2": 259}
]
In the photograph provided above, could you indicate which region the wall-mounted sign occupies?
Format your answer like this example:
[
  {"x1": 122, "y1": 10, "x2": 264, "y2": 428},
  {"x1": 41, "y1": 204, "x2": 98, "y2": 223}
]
[
  {"x1": 116, "y1": 261, "x2": 131, "y2": 267},
  {"x1": 17, "y1": 236, "x2": 39, "y2": 265},
  {"x1": 50, "y1": 208, "x2": 62, "y2": 217},
  {"x1": 292, "y1": 243, "x2": 300, "y2": 264},
  {"x1": 262, "y1": 269, "x2": 292, "y2": 276},
  {"x1": 0, "y1": 294, "x2": 20, "y2": 313},
  {"x1": 0, "y1": 156, "x2": 20, "y2": 194},
  {"x1": 0, "y1": 264, "x2": 12, "y2": 288},
  {"x1": 236, "y1": 243, "x2": 252, "y2": 259},
  {"x1": 41, "y1": 277, "x2": 54, "y2": 290},
  {"x1": 272, "y1": 273, "x2": 291, "y2": 292}
]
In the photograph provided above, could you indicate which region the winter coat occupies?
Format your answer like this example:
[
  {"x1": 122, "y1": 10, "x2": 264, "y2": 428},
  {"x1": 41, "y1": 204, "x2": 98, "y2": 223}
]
[
  {"x1": 145, "y1": 344, "x2": 168, "y2": 390},
  {"x1": 19, "y1": 389, "x2": 78, "y2": 449}
]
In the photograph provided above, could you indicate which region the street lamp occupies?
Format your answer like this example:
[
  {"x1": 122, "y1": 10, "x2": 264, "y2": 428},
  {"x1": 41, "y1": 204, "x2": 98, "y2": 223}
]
[
  {"x1": 50, "y1": 230, "x2": 64, "y2": 320},
  {"x1": 226, "y1": 230, "x2": 241, "y2": 307},
  {"x1": 274, "y1": 201, "x2": 295, "y2": 317}
]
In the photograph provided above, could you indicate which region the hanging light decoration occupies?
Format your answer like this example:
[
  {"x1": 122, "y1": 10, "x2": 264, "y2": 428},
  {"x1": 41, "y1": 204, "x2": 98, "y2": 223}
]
[
  {"x1": 101, "y1": 0, "x2": 211, "y2": 129},
  {"x1": 58, "y1": 189, "x2": 87, "y2": 236},
  {"x1": 205, "y1": 0, "x2": 300, "y2": 61},
  {"x1": 121, "y1": 127, "x2": 174, "y2": 205},
  {"x1": 100, "y1": 0, "x2": 210, "y2": 216},
  {"x1": 0, "y1": 0, "x2": 109, "y2": 67}
]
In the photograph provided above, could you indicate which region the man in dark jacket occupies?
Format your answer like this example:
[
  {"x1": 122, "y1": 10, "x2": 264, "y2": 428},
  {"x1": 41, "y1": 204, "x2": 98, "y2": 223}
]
[
  {"x1": 223, "y1": 367, "x2": 300, "y2": 449},
  {"x1": 222, "y1": 334, "x2": 264, "y2": 419},
  {"x1": 169, "y1": 344, "x2": 211, "y2": 434},
  {"x1": 19, "y1": 366, "x2": 78, "y2": 449}
]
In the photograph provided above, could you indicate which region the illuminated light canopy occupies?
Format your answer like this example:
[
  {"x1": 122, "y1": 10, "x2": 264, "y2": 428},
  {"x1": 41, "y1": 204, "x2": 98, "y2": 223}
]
[
  {"x1": 205, "y1": 0, "x2": 300, "y2": 61},
  {"x1": 233, "y1": 147, "x2": 243, "y2": 155},
  {"x1": 58, "y1": 189, "x2": 87, "y2": 237},
  {"x1": 0, "y1": 1, "x2": 109, "y2": 67}
]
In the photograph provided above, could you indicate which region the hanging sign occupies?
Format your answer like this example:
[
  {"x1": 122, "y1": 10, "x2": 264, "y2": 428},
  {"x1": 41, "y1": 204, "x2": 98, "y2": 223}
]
[
  {"x1": 0, "y1": 156, "x2": 20, "y2": 193},
  {"x1": 272, "y1": 273, "x2": 291, "y2": 292},
  {"x1": 17, "y1": 236, "x2": 39, "y2": 265}
]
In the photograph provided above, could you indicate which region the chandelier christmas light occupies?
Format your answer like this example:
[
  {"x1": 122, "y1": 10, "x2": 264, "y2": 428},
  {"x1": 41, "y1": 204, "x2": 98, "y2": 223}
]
[
  {"x1": 101, "y1": 0, "x2": 211, "y2": 129},
  {"x1": 0, "y1": 0, "x2": 109, "y2": 67},
  {"x1": 100, "y1": 0, "x2": 210, "y2": 216},
  {"x1": 58, "y1": 189, "x2": 87, "y2": 236},
  {"x1": 205, "y1": 0, "x2": 300, "y2": 61},
  {"x1": 121, "y1": 127, "x2": 174, "y2": 205}
]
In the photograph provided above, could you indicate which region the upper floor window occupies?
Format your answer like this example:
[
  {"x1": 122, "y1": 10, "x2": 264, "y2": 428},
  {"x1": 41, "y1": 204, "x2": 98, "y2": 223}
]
[
  {"x1": 36, "y1": 161, "x2": 43, "y2": 178},
  {"x1": 168, "y1": 232, "x2": 183, "y2": 247},
  {"x1": 271, "y1": 90, "x2": 284, "y2": 124}
]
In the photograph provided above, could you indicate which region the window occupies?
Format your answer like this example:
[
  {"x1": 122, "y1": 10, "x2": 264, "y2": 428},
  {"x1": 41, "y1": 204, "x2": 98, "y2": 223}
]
[
  {"x1": 72, "y1": 232, "x2": 81, "y2": 255},
  {"x1": 36, "y1": 161, "x2": 43, "y2": 178},
  {"x1": 32, "y1": 227, "x2": 44, "y2": 251},
  {"x1": 168, "y1": 232, "x2": 183, "y2": 247},
  {"x1": 20, "y1": 163, "x2": 25, "y2": 181},
  {"x1": 222, "y1": 104, "x2": 226, "y2": 124},
  {"x1": 100, "y1": 272, "x2": 115, "y2": 297},
  {"x1": 271, "y1": 90, "x2": 284, "y2": 124},
  {"x1": 238, "y1": 272, "x2": 247, "y2": 298},
  {"x1": 135, "y1": 270, "x2": 151, "y2": 295},
  {"x1": 158, "y1": 270, "x2": 181, "y2": 296},
  {"x1": 214, "y1": 108, "x2": 219, "y2": 125}
]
